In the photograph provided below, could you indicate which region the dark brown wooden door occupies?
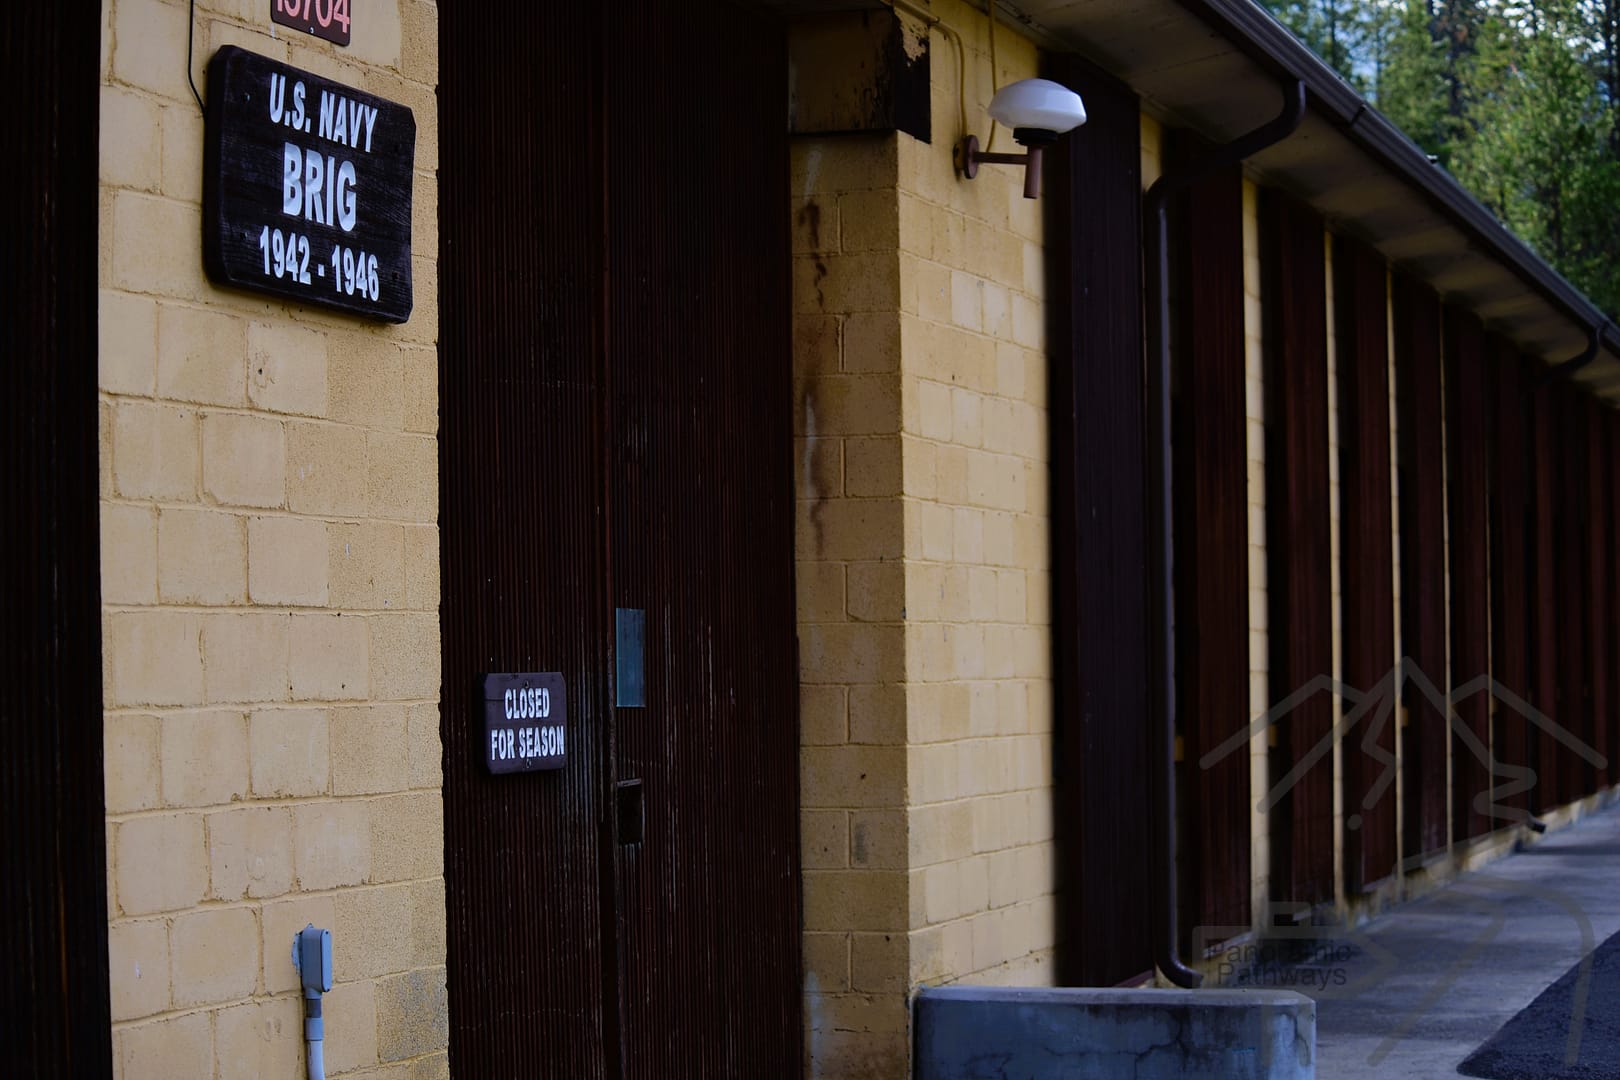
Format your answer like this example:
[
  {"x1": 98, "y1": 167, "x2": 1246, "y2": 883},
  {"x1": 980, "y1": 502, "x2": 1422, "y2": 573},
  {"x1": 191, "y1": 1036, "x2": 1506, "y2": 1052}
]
[
  {"x1": 1583, "y1": 397, "x2": 1612, "y2": 792},
  {"x1": 1555, "y1": 386, "x2": 1593, "y2": 799},
  {"x1": 440, "y1": 5, "x2": 614, "y2": 1072},
  {"x1": 604, "y1": 3, "x2": 800, "y2": 1075},
  {"x1": 1488, "y1": 340, "x2": 1532, "y2": 820},
  {"x1": 1445, "y1": 308, "x2": 1492, "y2": 840},
  {"x1": 1529, "y1": 380, "x2": 1564, "y2": 813},
  {"x1": 1334, "y1": 235, "x2": 1396, "y2": 891},
  {"x1": 2, "y1": 4, "x2": 111, "y2": 1075},
  {"x1": 439, "y1": 3, "x2": 800, "y2": 1077},
  {"x1": 1262, "y1": 191, "x2": 1334, "y2": 909},
  {"x1": 1047, "y1": 55, "x2": 1157, "y2": 986},
  {"x1": 1171, "y1": 155, "x2": 1252, "y2": 942},
  {"x1": 1393, "y1": 277, "x2": 1449, "y2": 860},
  {"x1": 1608, "y1": 411, "x2": 1620, "y2": 790}
]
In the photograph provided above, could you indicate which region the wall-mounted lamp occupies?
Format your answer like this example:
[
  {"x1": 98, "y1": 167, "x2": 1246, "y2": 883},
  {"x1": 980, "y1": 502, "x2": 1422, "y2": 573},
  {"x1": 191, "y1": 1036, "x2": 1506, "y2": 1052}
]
[{"x1": 957, "y1": 78, "x2": 1087, "y2": 199}]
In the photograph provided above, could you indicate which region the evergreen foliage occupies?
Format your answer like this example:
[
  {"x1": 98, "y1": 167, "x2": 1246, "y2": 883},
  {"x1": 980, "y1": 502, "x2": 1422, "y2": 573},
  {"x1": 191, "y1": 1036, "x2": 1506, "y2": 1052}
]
[{"x1": 1258, "y1": 0, "x2": 1620, "y2": 315}]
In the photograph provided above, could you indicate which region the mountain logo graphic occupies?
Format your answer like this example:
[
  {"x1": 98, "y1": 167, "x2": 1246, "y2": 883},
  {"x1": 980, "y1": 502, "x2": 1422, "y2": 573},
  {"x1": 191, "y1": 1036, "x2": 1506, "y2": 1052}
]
[
  {"x1": 1199, "y1": 658, "x2": 1607, "y2": 827},
  {"x1": 1191, "y1": 659, "x2": 1608, "y2": 1068}
]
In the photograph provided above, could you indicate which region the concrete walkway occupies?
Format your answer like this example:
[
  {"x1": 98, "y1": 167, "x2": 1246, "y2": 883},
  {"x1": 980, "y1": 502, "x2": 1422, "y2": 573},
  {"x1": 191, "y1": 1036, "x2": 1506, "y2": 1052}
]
[{"x1": 1237, "y1": 804, "x2": 1620, "y2": 1078}]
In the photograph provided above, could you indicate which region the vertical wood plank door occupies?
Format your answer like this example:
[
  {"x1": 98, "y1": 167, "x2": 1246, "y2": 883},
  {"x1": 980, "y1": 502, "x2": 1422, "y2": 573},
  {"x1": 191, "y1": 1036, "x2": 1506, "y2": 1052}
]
[
  {"x1": 1555, "y1": 386, "x2": 1593, "y2": 799},
  {"x1": 1046, "y1": 55, "x2": 1156, "y2": 985},
  {"x1": 1171, "y1": 158, "x2": 1252, "y2": 942},
  {"x1": 1393, "y1": 276, "x2": 1449, "y2": 861},
  {"x1": 440, "y1": 4, "x2": 614, "y2": 1075},
  {"x1": 1445, "y1": 308, "x2": 1491, "y2": 841},
  {"x1": 1261, "y1": 192, "x2": 1333, "y2": 908},
  {"x1": 1529, "y1": 381, "x2": 1563, "y2": 813},
  {"x1": 1333, "y1": 235, "x2": 1396, "y2": 890},
  {"x1": 1584, "y1": 398, "x2": 1612, "y2": 793},
  {"x1": 1488, "y1": 340, "x2": 1531, "y2": 821},
  {"x1": 1609, "y1": 411, "x2": 1620, "y2": 790},
  {"x1": 605, "y1": 3, "x2": 800, "y2": 1075},
  {"x1": 439, "y1": 3, "x2": 800, "y2": 1076},
  {"x1": 1, "y1": 3, "x2": 112, "y2": 1074}
]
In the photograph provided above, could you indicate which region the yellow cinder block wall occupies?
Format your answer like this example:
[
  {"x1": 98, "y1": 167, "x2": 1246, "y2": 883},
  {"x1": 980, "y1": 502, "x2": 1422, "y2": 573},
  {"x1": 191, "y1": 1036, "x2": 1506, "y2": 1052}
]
[
  {"x1": 793, "y1": 3, "x2": 1054, "y2": 1075},
  {"x1": 895, "y1": 2, "x2": 1055, "y2": 991},
  {"x1": 98, "y1": 2, "x2": 444, "y2": 1077},
  {"x1": 794, "y1": 127, "x2": 913, "y2": 1078}
]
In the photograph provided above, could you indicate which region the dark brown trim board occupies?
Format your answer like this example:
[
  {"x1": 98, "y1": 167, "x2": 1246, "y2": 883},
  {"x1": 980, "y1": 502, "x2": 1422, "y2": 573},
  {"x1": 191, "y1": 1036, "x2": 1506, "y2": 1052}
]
[
  {"x1": 1261, "y1": 190, "x2": 1333, "y2": 907},
  {"x1": 1585, "y1": 398, "x2": 1613, "y2": 791},
  {"x1": 1, "y1": 4, "x2": 113, "y2": 1074},
  {"x1": 1334, "y1": 234, "x2": 1396, "y2": 889},
  {"x1": 1445, "y1": 308, "x2": 1492, "y2": 841},
  {"x1": 1165, "y1": 148, "x2": 1251, "y2": 944},
  {"x1": 1555, "y1": 385, "x2": 1593, "y2": 798},
  {"x1": 1046, "y1": 53, "x2": 1156, "y2": 986},
  {"x1": 1610, "y1": 410, "x2": 1620, "y2": 789},
  {"x1": 1529, "y1": 380, "x2": 1564, "y2": 813},
  {"x1": 1393, "y1": 276, "x2": 1449, "y2": 860},
  {"x1": 1488, "y1": 340, "x2": 1532, "y2": 818}
]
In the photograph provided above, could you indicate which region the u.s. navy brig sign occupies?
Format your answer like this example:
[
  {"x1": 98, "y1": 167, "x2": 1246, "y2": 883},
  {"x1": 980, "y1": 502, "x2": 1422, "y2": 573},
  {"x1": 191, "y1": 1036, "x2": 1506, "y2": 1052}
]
[
  {"x1": 481, "y1": 673, "x2": 568, "y2": 774},
  {"x1": 203, "y1": 46, "x2": 415, "y2": 322}
]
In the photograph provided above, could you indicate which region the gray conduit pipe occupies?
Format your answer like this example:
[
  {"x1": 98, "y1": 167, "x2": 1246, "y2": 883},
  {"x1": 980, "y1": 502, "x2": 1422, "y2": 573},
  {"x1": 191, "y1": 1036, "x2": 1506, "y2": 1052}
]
[
  {"x1": 305, "y1": 991, "x2": 326, "y2": 1080},
  {"x1": 292, "y1": 925, "x2": 332, "y2": 1080},
  {"x1": 1143, "y1": 79, "x2": 1306, "y2": 989}
]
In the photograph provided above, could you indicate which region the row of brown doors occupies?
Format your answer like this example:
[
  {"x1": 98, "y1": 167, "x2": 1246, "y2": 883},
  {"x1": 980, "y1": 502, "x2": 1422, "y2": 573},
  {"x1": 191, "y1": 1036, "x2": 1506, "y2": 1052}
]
[{"x1": 439, "y1": 3, "x2": 801, "y2": 1075}]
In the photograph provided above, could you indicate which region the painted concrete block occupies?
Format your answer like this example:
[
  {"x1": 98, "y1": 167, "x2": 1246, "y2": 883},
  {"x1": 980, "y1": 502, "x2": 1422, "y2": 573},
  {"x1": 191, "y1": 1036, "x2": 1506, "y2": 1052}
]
[{"x1": 915, "y1": 986, "x2": 1315, "y2": 1080}]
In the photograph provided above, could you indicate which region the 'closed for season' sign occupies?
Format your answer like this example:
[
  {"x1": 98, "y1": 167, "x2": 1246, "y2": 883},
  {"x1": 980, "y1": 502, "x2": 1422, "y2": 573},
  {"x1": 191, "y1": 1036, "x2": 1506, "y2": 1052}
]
[{"x1": 481, "y1": 673, "x2": 569, "y2": 774}]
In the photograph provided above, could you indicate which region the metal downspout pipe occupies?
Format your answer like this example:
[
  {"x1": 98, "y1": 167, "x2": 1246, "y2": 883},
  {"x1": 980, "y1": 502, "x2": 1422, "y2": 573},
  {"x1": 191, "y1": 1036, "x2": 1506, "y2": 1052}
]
[
  {"x1": 1549, "y1": 323, "x2": 1603, "y2": 379},
  {"x1": 1143, "y1": 80, "x2": 1306, "y2": 989}
]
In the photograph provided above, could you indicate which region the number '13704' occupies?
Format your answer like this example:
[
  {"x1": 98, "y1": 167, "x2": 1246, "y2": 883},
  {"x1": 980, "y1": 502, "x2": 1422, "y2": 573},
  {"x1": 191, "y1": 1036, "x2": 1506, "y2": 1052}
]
[{"x1": 274, "y1": 0, "x2": 351, "y2": 33}]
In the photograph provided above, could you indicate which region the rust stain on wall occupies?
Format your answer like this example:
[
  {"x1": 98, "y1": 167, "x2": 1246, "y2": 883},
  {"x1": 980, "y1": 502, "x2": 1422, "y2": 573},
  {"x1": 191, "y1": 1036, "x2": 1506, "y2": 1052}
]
[
  {"x1": 798, "y1": 200, "x2": 822, "y2": 249},
  {"x1": 798, "y1": 378, "x2": 832, "y2": 557}
]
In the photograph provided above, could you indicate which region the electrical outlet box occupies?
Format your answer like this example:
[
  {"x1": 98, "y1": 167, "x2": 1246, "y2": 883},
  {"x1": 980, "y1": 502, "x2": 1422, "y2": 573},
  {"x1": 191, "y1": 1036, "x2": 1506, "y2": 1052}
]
[{"x1": 294, "y1": 924, "x2": 333, "y2": 994}]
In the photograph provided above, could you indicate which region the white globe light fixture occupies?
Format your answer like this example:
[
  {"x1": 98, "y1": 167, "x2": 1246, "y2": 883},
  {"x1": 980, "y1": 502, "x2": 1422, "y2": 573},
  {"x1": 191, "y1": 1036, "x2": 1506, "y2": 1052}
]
[{"x1": 958, "y1": 77, "x2": 1087, "y2": 199}]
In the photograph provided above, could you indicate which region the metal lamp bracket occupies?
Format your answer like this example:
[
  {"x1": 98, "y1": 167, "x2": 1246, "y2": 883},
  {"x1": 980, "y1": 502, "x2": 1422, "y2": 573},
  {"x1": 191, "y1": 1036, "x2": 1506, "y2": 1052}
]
[{"x1": 957, "y1": 134, "x2": 1047, "y2": 199}]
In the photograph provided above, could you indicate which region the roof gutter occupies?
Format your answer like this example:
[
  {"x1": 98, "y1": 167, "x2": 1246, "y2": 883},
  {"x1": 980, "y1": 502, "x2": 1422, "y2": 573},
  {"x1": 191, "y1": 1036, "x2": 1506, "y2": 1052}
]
[
  {"x1": 1144, "y1": 78, "x2": 1307, "y2": 990},
  {"x1": 1168, "y1": 0, "x2": 1617, "y2": 371}
]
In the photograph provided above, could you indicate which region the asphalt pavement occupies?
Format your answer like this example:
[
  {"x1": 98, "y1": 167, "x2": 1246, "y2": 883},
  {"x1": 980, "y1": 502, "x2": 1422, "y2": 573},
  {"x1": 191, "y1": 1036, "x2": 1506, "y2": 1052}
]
[{"x1": 1229, "y1": 802, "x2": 1620, "y2": 1078}]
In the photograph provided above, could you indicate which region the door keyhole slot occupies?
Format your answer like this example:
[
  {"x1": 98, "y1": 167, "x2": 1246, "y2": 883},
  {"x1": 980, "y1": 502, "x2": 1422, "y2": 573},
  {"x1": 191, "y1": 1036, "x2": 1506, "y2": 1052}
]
[{"x1": 617, "y1": 778, "x2": 644, "y2": 846}]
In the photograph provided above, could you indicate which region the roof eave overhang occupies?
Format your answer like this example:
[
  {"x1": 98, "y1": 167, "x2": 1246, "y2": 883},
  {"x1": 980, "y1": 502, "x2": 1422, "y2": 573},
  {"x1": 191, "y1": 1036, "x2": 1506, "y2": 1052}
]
[{"x1": 1002, "y1": 0, "x2": 1620, "y2": 397}]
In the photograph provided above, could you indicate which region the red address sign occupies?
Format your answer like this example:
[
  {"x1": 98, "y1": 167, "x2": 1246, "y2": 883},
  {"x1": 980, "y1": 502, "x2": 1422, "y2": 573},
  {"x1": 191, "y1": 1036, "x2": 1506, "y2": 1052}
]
[{"x1": 270, "y1": 0, "x2": 351, "y2": 47}]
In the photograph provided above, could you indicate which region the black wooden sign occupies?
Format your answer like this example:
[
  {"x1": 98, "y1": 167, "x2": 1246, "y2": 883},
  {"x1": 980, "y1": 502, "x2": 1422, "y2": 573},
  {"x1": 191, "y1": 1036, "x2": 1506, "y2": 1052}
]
[
  {"x1": 270, "y1": 0, "x2": 353, "y2": 47},
  {"x1": 203, "y1": 46, "x2": 414, "y2": 322},
  {"x1": 481, "y1": 673, "x2": 568, "y2": 774}
]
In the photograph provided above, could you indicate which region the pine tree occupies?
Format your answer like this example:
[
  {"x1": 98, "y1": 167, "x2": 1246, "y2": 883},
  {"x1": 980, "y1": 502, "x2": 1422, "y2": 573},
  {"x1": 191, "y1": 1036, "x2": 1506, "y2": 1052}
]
[
  {"x1": 1434, "y1": 0, "x2": 1489, "y2": 123},
  {"x1": 1451, "y1": 0, "x2": 1620, "y2": 311},
  {"x1": 1372, "y1": 0, "x2": 1457, "y2": 158},
  {"x1": 1258, "y1": 0, "x2": 1620, "y2": 316},
  {"x1": 1596, "y1": 0, "x2": 1620, "y2": 155},
  {"x1": 1263, "y1": 0, "x2": 1374, "y2": 89}
]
